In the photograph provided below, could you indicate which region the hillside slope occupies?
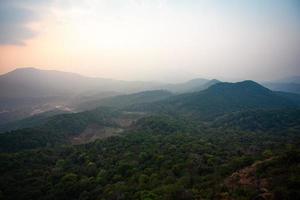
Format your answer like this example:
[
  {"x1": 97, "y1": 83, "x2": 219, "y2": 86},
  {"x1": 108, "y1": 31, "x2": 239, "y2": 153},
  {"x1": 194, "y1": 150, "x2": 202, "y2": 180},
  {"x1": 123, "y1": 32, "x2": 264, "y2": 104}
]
[
  {"x1": 77, "y1": 90, "x2": 173, "y2": 111},
  {"x1": 130, "y1": 81, "x2": 299, "y2": 119}
]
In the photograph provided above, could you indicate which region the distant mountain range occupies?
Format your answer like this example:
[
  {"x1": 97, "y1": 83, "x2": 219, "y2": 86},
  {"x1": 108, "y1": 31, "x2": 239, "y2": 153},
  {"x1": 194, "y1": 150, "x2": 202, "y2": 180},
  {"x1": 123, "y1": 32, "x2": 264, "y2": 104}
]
[
  {"x1": 0, "y1": 67, "x2": 299, "y2": 125},
  {"x1": 0, "y1": 67, "x2": 162, "y2": 98},
  {"x1": 0, "y1": 68, "x2": 219, "y2": 99},
  {"x1": 163, "y1": 78, "x2": 220, "y2": 93},
  {"x1": 277, "y1": 76, "x2": 300, "y2": 84},
  {"x1": 262, "y1": 76, "x2": 300, "y2": 94},
  {"x1": 0, "y1": 68, "x2": 219, "y2": 124}
]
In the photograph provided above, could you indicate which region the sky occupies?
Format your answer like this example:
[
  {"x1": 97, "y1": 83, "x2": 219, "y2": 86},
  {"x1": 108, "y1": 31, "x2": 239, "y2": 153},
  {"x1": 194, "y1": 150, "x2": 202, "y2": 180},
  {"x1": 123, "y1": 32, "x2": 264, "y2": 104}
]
[{"x1": 0, "y1": 0, "x2": 299, "y2": 82}]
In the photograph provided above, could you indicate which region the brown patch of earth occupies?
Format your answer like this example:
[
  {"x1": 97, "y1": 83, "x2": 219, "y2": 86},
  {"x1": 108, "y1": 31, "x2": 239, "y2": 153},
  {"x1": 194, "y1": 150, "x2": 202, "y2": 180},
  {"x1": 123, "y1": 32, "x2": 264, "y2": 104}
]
[
  {"x1": 71, "y1": 124, "x2": 124, "y2": 145},
  {"x1": 71, "y1": 111, "x2": 147, "y2": 145},
  {"x1": 223, "y1": 158, "x2": 274, "y2": 200},
  {"x1": 113, "y1": 111, "x2": 147, "y2": 128}
]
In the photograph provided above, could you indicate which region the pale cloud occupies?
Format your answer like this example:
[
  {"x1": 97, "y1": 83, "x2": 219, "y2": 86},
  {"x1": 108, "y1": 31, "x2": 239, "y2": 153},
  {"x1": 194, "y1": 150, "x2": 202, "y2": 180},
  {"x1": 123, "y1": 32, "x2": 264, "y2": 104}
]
[{"x1": 0, "y1": 0, "x2": 51, "y2": 45}]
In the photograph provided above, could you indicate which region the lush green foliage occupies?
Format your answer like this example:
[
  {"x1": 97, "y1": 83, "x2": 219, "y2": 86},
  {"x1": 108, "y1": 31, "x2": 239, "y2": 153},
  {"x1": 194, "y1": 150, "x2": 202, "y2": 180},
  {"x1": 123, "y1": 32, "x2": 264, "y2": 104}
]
[
  {"x1": 0, "y1": 109, "x2": 69, "y2": 133},
  {"x1": 0, "y1": 107, "x2": 119, "y2": 152},
  {"x1": 256, "y1": 147, "x2": 300, "y2": 199},
  {"x1": 0, "y1": 114, "x2": 299, "y2": 200},
  {"x1": 213, "y1": 109, "x2": 300, "y2": 132}
]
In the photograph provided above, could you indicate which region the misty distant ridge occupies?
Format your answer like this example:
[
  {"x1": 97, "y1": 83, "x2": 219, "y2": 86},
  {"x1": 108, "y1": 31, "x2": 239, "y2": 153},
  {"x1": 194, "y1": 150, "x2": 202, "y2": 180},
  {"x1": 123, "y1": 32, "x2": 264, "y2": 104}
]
[
  {"x1": 262, "y1": 76, "x2": 300, "y2": 94},
  {"x1": 0, "y1": 67, "x2": 218, "y2": 98},
  {"x1": 0, "y1": 67, "x2": 162, "y2": 98},
  {"x1": 0, "y1": 68, "x2": 299, "y2": 100},
  {"x1": 0, "y1": 67, "x2": 221, "y2": 124},
  {"x1": 208, "y1": 80, "x2": 271, "y2": 93},
  {"x1": 276, "y1": 76, "x2": 300, "y2": 84}
]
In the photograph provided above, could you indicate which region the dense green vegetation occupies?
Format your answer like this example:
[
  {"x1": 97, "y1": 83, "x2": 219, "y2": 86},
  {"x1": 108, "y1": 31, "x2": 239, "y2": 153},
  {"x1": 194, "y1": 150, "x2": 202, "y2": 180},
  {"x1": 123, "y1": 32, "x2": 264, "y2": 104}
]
[
  {"x1": 212, "y1": 109, "x2": 300, "y2": 132},
  {"x1": 255, "y1": 148, "x2": 300, "y2": 199},
  {"x1": 0, "y1": 107, "x2": 120, "y2": 152},
  {"x1": 0, "y1": 109, "x2": 69, "y2": 133},
  {"x1": 0, "y1": 114, "x2": 299, "y2": 200}
]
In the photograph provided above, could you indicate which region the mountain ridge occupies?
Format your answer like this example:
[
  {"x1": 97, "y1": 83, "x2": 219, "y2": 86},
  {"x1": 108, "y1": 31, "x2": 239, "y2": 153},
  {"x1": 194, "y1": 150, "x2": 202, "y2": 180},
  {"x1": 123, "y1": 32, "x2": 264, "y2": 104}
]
[
  {"x1": 0, "y1": 67, "x2": 218, "y2": 98},
  {"x1": 129, "y1": 80, "x2": 299, "y2": 119},
  {"x1": 1, "y1": 80, "x2": 300, "y2": 152}
]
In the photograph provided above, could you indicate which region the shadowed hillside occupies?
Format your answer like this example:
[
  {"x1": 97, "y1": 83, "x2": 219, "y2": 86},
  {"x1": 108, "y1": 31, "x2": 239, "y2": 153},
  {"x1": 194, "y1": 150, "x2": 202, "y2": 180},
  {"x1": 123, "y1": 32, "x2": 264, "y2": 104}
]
[{"x1": 129, "y1": 81, "x2": 299, "y2": 119}]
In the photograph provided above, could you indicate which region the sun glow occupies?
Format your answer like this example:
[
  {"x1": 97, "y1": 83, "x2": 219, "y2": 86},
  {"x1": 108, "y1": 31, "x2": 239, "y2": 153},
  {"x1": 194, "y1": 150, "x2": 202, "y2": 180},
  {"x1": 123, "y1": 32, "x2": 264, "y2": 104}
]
[{"x1": 0, "y1": 0, "x2": 299, "y2": 81}]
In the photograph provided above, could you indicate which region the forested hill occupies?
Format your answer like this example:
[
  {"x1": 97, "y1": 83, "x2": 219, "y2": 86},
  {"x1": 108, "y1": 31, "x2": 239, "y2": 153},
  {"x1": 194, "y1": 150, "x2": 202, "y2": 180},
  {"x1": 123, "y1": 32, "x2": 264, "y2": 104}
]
[
  {"x1": 129, "y1": 80, "x2": 300, "y2": 119},
  {"x1": 212, "y1": 109, "x2": 300, "y2": 132},
  {"x1": 76, "y1": 90, "x2": 173, "y2": 111},
  {"x1": 0, "y1": 110, "x2": 299, "y2": 199},
  {"x1": 0, "y1": 107, "x2": 122, "y2": 152}
]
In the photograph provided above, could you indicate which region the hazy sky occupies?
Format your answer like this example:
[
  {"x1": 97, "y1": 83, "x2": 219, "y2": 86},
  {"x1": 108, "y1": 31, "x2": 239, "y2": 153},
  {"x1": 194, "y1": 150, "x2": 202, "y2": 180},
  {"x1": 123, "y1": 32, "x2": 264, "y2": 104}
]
[{"x1": 0, "y1": 0, "x2": 299, "y2": 82}]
